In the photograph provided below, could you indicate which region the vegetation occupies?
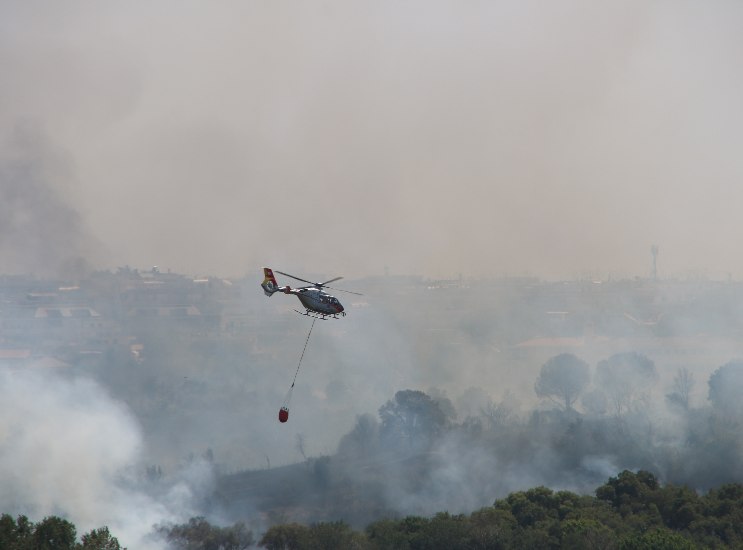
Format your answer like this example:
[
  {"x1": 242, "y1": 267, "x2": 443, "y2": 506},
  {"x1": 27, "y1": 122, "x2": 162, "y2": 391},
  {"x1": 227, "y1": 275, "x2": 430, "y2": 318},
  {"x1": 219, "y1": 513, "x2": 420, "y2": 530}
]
[
  {"x1": 0, "y1": 514, "x2": 260, "y2": 550},
  {"x1": 378, "y1": 390, "x2": 450, "y2": 449},
  {"x1": 256, "y1": 470, "x2": 743, "y2": 548},
  {"x1": 7, "y1": 349, "x2": 743, "y2": 549},
  {"x1": 156, "y1": 516, "x2": 254, "y2": 549},
  {"x1": 0, "y1": 515, "x2": 124, "y2": 550},
  {"x1": 594, "y1": 352, "x2": 658, "y2": 417},
  {"x1": 214, "y1": 354, "x2": 743, "y2": 531},
  {"x1": 11, "y1": 470, "x2": 743, "y2": 548},
  {"x1": 534, "y1": 353, "x2": 590, "y2": 410},
  {"x1": 708, "y1": 360, "x2": 743, "y2": 414}
]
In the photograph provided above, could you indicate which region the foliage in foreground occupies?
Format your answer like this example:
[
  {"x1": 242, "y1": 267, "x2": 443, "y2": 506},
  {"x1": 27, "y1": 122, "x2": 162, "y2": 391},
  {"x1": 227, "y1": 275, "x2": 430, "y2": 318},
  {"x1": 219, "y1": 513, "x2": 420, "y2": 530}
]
[
  {"x1": 8, "y1": 470, "x2": 743, "y2": 549},
  {"x1": 0, "y1": 515, "x2": 124, "y2": 550},
  {"x1": 258, "y1": 470, "x2": 743, "y2": 549},
  {"x1": 156, "y1": 516, "x2": 254, "y2": 549},
  {"x1": 0, "y1": 514, "x2": 256, "y2": 550}
]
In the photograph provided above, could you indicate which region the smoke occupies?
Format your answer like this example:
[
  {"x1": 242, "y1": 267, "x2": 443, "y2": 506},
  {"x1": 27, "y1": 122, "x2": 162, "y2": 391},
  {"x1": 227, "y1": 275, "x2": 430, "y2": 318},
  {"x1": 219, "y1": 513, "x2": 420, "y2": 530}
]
[
  {"x1": 3, "y1": 0, "x2": 743, "y2": 539},
  {"x1": 187, "y1": 276, "x2": 743, "y2": 530},
  {"x1": 4, "y1": 271, "x2": 743, "y2": 536},
  {"x1": 1, "y1": 1, "x2": 743, "y2": 277},
  {"x1": 287, "y1": 372, "x2": 738, "y2": 526},
  {"x1": 0, "y1": 123, "x2": 103, "y2": 277},
  {"x1": 0, "y1": 368, "x2": 213, "y2": 549}
]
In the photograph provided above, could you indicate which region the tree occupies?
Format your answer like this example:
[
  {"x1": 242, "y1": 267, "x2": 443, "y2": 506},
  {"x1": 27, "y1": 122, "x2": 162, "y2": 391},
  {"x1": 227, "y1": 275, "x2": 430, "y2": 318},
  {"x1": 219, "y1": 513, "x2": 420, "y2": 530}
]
[
  {"x1": 560, "y1": 518, "x2": 617, "y2": 550},
  {"x1": 160, "y1": 517, "x2": 253, "y2": 550},
  {"x1": 79, "y1": 527, "x2": 124, "y2": 550},
  {"x1": 456, "y1": 386, "x2": 492, "y2": 420},
  {"x1": 378, "y1": 390, "x2": 447, "y2": 448},
  {"x1": 251, "y1": 471, "x2": 743, "y2": 549},
  {"x1": 0, "y1": 514, "x2": 31, "y2": 548},
  {"x1": 306, "y1": 521, "x2": 366, "y2": 550},
  {"x1": 595, "y1": 353, "x2": 657, "y2": 416},
  {"x1": 415, "y1": 513, "x2": 471, "y2": 550},
  {"x1": 534, "y1": 354, "x2": 590, "y2": 411},
  {"x1": 468, "y1": 507, "x2": 517, "y2": 549},
  {"x1": 0, "y1": 516, "x2": 126, "y2": 550},
  {"x1": 367, "y1": 516, "x2": 429, "y2": 550},
  {"x1": 693, "y1": 483, "x2": 743, "y2": 546},
  {"x1": 365, "y1": 518, "x2": 414, "y2": 549},
  {"x1": 259, "y1": 523, "x2": 310, "y2": 550},
  {"x1": 482, "y1": 390, "x2": 518, "y2": 429},
  {"x1": 595, "y1": 470, "x2": 661, "y2": 518},
  {"x1": 708, "y1": 360, "x2": 743, "y2": 414},
  {"x1": 499, "y1": 488, "x2": 556, "y2": 527},
  {"x1": 427, "y1": 387, "x2": 457, "y2": 422},
  {"x1": 32, "y1": 516, "x2": 77, "y2": 550},
  {"x1": 619, "y1": 529, "x2": 695, "y2": 550},
  {"x1": 665, "y1": 367, "x2": 694, "y2": 411},
  {"x1": 336, "y1": 414, "x2": 379, "y2": 458},
  {"x1": 581, "y1": 389, "x2": 608, "y2": 416}
]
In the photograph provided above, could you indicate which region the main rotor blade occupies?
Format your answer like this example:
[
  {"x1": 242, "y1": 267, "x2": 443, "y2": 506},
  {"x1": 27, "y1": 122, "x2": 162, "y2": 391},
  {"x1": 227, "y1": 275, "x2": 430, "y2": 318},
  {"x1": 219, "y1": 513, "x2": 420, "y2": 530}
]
[
  {"x1": 274, "y1": 270, "x2": 316, "y2": 286},
  {"x1": 274, "y1": 270, "x2": 361, "y2": 294},
  {"x1": 325, "y1": 286, "x2": 363, "y2": 296}
]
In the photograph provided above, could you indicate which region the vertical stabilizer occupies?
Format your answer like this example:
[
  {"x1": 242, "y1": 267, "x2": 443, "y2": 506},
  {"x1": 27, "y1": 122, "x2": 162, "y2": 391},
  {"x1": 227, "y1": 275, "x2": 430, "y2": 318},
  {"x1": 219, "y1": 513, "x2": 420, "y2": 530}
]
[{"x1": 261, "y1": 267, "x2": 279, "y2": 296}]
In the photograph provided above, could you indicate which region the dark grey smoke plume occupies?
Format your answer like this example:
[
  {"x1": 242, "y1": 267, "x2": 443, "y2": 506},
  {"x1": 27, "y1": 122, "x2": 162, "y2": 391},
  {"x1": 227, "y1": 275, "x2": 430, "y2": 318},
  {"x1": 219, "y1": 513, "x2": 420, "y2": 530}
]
[{"x1": 0, "y1": 123, "x2": 100, "y2": 277}]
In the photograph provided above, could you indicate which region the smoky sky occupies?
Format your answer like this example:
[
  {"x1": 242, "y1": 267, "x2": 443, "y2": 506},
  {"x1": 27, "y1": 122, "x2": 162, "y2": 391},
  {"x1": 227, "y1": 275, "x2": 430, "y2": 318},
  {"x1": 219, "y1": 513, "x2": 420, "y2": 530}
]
[
  {"x1": 0, "y1": 123, "x2": 102, "y2": 276},
  {"x1": 2, "y1": 1, "x2": 743, "y2": 279}
]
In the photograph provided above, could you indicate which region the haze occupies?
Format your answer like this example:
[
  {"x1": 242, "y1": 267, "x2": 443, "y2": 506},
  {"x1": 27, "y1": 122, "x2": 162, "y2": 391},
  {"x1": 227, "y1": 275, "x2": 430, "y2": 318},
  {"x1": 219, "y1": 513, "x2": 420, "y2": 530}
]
[
  {"x1": 2, "y1": 1, "x2": 742, "y2": 279},
  {"x1": 5, "y1": 5, "x2": 743, "y2": 546}
]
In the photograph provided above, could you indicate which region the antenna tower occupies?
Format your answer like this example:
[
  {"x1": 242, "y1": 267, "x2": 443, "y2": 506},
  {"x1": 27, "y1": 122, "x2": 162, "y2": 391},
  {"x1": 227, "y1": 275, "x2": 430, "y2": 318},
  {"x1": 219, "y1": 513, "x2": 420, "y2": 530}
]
[{"x1": 651, "y1": 245, "x2": 659, "y2": 280}]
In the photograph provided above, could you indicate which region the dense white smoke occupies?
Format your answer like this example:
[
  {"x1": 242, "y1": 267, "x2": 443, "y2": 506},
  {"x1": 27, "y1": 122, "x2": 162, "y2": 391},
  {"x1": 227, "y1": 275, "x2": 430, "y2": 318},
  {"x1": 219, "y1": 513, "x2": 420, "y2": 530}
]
[{"x1": 0, "y1": 369, "x2": 211, "y2": 548}]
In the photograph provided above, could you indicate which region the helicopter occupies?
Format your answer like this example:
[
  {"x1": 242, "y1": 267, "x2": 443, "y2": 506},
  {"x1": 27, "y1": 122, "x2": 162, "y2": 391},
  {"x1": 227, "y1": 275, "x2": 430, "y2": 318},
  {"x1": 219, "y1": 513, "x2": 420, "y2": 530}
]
[{"x1": 261, "y1": 267, "x2": 361, "y2": 319}]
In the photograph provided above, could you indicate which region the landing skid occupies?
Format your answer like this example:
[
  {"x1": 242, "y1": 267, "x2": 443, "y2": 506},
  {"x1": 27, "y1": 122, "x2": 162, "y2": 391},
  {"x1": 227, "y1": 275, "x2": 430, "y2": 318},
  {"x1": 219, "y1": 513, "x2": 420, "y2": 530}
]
[{"x1": 293, "y1": 309, "x2": 344, "y2": 320}]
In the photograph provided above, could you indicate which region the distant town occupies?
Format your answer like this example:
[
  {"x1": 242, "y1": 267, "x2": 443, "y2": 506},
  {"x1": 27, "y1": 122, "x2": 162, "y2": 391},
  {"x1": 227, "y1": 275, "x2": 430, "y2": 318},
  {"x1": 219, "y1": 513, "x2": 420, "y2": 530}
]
[
  {"x1": 0, "y1": 266, "x2": 259, "y2": 371},
  {"x1": 3, "y1": 267, "x2": 743, "y2": 381}
]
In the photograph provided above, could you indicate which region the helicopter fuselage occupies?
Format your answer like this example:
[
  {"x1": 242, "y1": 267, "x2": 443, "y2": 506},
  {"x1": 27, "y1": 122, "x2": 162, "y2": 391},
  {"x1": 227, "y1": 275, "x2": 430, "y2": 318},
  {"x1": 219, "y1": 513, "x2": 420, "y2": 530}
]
[{"x1": 283, "y1": 286, "x2": 345, "y2": 317}]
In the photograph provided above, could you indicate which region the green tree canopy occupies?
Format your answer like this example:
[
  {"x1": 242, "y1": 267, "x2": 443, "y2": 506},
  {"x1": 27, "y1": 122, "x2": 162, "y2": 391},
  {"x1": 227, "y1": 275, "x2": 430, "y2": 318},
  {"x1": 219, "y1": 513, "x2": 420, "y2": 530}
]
[
  {"x1": 160, "y1": 517, "x2": 253, "y2": 550},
  {"x1": 619, "y1": 529, "x2": 695, "y2": 550},
  {"x1": 79, "y1": 527, "x2": 123, "y2": 550},
  {"x1": 33, "y1": 516, "x2": 77, "y2": 550}
]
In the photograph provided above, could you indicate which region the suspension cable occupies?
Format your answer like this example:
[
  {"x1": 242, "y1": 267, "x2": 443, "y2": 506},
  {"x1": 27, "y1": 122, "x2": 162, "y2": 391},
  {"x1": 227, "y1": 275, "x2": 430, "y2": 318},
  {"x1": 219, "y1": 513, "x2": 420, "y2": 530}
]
[{"x1": 290, "y1": 317, "x2": 316, "y2": 388}]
